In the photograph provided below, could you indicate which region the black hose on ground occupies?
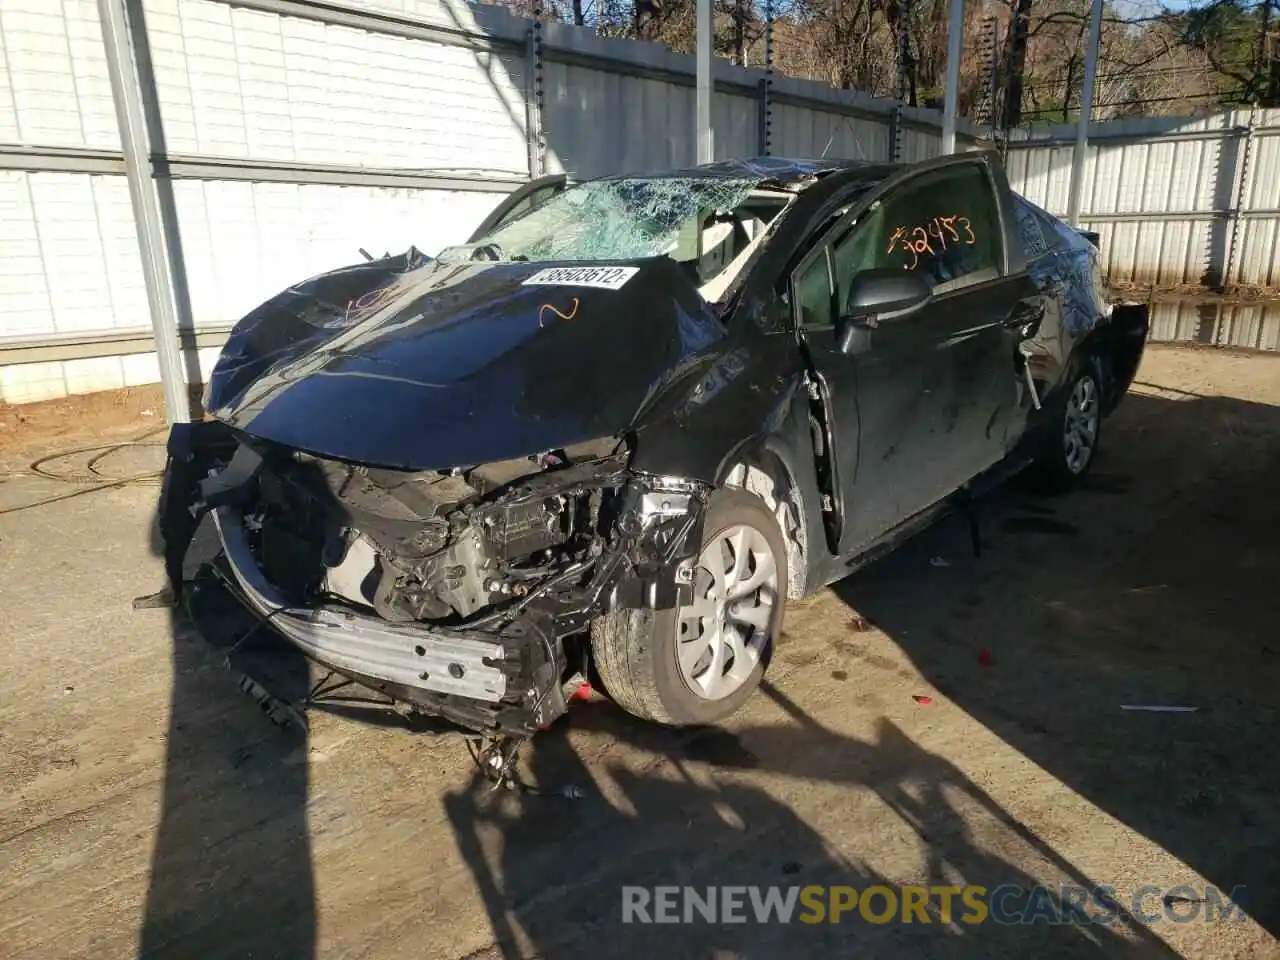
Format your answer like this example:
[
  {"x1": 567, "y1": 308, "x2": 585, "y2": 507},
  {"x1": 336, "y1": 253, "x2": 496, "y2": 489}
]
[{"x1": 0, "y1": 431, "x2": 167, "y2": 515}]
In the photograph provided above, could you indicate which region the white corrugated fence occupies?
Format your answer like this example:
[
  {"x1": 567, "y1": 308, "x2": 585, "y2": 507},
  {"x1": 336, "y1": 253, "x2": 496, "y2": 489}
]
[{"x1": 0, "y1": 0, "x2": 1276, "y2": 405}]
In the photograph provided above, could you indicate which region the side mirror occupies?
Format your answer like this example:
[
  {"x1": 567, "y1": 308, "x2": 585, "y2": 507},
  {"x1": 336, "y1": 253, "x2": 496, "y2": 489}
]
[{"x1": 836, "y1": 269, "x2": 932, "y2": 353}]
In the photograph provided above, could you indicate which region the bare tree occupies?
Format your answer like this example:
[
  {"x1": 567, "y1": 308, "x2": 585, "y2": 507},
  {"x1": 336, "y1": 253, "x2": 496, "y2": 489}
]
[{"x1": 489, "y1": 0, "x2": 1273, "y2": 126}]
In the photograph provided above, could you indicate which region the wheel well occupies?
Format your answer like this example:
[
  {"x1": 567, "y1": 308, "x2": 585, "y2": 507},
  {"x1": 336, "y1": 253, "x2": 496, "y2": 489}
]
[
  {"x1": 1076, "y1": 327, "x2": 1114, "y2": 403},
  {"x1": 722, "y1": 453, "x2": 808, "y2": 600}
]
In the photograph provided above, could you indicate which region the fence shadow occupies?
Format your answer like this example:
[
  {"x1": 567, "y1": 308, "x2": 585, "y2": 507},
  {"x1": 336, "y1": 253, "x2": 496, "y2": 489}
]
[
  {"x1": 137, "y1": 520, "x2": 317, "y2": 958},
  {"x1": 833, "y1": 387, "x2": 1280, "y2": 938}
]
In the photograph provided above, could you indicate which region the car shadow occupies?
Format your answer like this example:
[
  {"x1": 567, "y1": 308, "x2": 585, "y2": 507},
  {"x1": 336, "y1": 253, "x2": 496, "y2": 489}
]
[
  {"x1": 832, "y1": 387, "x2": 1280, "y2": 938},
  {"x1": 136, "y1": 518, "x2": 318, "y2": 958},
  {"x1": 444, "y1": 680, "x2": 1175, "y2": 957}
]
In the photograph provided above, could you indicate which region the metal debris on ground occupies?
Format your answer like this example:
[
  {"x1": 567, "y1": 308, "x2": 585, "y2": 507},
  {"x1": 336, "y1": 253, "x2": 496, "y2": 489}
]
[
  {"x1": 1119, "y1": 705, "x2": 1199, "y2": 713},
  {"x1": 467, "y1": 735, "x2": 586, "y2": 800},
  {"x1": 929, "y1": 556, "x2": 950, "y2": 568},
  {"x1": 234, "y1": 671, "x2": 309, "y2": 732},
  {"x1": 1163, "y1": 894, "x2": 1210, "y2": 906},
  {"x1": 132, "y1": 585, "x2": 177, "y2": 610}
]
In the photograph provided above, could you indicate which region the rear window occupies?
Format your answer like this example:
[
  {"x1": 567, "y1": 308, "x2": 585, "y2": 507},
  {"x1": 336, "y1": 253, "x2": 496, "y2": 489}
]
[
  {"x1": 1019, "y1": 196, "x2": 1077, "y2": 251},
  {"x1": 1013, "y1": 196, "x2": 1050, "y2": 261}
]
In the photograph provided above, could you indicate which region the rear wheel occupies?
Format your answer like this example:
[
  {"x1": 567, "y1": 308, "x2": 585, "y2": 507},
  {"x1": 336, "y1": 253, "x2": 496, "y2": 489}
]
[
  {"x1": 1029, "y1": 364, "x2": 1103, "y2": 493},
  {"x1": 591, "y1": 487, "x2": 786, "y2": 726}
]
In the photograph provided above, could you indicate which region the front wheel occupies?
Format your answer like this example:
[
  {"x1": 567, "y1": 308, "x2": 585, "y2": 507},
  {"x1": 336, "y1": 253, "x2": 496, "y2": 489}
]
[
  {"x1": 1029, "y1": 364, "x2": 1103, "y2": 493},
  {"x1": 591, "y1": 487, "x2": 787, "y2": 726}
]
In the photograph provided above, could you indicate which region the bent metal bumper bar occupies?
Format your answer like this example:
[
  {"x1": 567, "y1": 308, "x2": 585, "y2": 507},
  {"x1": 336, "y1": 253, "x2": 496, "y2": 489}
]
[{"x1": 211, "y1": 505, "x2": 509, "y2": 703}]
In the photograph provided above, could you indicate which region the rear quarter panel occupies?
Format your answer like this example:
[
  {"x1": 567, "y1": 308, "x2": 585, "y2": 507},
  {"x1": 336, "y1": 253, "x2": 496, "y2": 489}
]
[{"x1": 1025, "y1": 212, "x2": 1133, "y2": 407}]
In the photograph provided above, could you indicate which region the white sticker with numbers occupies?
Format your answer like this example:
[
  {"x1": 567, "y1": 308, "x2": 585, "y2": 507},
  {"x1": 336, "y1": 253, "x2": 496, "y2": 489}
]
[{"x1": 521, "y1": 266, "x2": 640, "y2": 290}]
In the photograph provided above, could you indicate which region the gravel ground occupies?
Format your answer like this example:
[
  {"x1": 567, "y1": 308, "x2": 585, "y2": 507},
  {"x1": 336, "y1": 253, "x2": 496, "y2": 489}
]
[{"x1": 0, "y1": 344, "x2": 1277, "y2": 959}]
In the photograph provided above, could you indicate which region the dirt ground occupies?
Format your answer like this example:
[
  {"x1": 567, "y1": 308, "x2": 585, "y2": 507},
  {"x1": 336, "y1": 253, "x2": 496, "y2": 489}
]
[{"x1": 1, "y1": 344, "x2": 1278, "y2": 959}]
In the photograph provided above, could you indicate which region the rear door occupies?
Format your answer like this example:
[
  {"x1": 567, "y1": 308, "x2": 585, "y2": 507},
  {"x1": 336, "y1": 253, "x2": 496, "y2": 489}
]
[
  {"x1": 467, "y1": 174, "x2": 568, "y2": 243},
  {"x1": 794, "y1": 158, "x2": 1037, "y2": 554}
]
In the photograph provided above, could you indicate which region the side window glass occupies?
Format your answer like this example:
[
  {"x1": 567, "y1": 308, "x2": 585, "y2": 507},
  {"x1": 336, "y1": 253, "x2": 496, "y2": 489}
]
[
  {"x1": 842, "y1": 164, "x2": 1003, "y2": 292},
  {"x1": 493, "y1": 195, "x2": 532, "y2": 230},
  {"x1": 490, "y1": 185, "x2": 562, "y2": 233},
  {"x1": 526, "y1": 184, "x2": 560, "y2": 213},
  {"x1": 830, "y1": 202, "x2": 887, "y2": 316},
  {"x1": 1014, "y1": 198, "x2": 1049, "y2": 260},
  {"x1": 794, "y1": 249, "x2": 834, "y2": 329}
]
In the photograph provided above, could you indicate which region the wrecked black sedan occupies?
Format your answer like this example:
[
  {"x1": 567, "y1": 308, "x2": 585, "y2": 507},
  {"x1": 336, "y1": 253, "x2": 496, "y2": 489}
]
[{"x1": 158, "y1": 152, "x2": 1148, "y2": 739}]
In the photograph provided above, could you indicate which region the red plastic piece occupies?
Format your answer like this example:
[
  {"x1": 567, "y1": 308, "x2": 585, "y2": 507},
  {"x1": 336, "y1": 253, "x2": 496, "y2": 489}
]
[
  {"x1": 977, "y1": 647, "x2": 994, "y2": 667},
  {"x1": 912, "y1": 695, "x2": 933, "y2": 705},
  {"x1": 573, "y1": 682, "x2": 593, "y2": 702}
]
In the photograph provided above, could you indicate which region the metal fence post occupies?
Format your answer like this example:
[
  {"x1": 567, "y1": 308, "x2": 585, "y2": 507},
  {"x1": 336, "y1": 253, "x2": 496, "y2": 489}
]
[
  {"x1": 98, "y1": 0, "x2": 188, "y2": 423},
  {"x1": 526, "y1": 5, "x2": 545, "y2": 179},
  {"x1": 757, "y1": 80, "x2": 769, "y2": 156},
  {"x1": 760, "y1": 0, "x2": 773, "y2": 156},
  {"x1": 696, "y1": 0, "x2": 714, "y2": 163},
  {"x1": 888, "y1": 0, "x2": 911, "y2": 162},
  {"x1": 1067, "y1": 0, "x2": 1103, "y2": 227},
  {"x1": 940, "y1": 0, "x2": 964, "y2": 154},
  {"x1": 1223, "y1": 104, "x2": 1258, "y2": 291}
]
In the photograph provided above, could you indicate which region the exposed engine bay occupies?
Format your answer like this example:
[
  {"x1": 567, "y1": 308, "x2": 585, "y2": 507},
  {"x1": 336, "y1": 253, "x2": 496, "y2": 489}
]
[
  {"x1": 160, "y1": 420, "x2": 708, "y2": 739},
  {"x1": 247, "y1": 435, "x2": 627, "y2": 622}
]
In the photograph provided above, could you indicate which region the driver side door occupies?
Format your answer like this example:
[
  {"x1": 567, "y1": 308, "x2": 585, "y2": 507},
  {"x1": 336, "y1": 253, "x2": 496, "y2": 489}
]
[{"x1": 794, "y1": 160, "x2": 1031, "y2": 555}]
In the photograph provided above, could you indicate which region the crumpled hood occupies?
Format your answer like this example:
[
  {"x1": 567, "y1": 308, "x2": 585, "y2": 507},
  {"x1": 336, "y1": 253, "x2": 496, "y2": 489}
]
[{"x1": 205, "y1": 253, "x2": 726, "y2": 470}]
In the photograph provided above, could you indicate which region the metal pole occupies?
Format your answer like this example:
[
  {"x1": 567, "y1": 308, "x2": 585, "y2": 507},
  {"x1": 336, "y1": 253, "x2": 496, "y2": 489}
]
[
  {"x1": 696, "y1": 0, "x2": 714, "y2": 163},
  {"x1": 525, "y1": 16, "x2": 544, "y2": 179},
  {"x1": 940, "y1": 0, "x2": 964, "y2": 154},
  {"x1": 1067, "y1": 0, "x2": 1103, "y2": 227},
  {"x1": 1222, "y1": 103, "x2": 1258, "y2": 292},
  {"x1": 762, "y1": 0, "x2": 773, "y2": 155},
  {"x1": 888, "y1": 0, "x2": 911, "y2": 162},
  {"x1": 98, "y1": 0, "x2": 188, "y2": 423}
]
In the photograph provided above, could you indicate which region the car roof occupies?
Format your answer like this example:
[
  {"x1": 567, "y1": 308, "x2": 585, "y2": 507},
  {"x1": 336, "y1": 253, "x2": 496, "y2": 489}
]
[{"x1": 595, "y1": 156, "x2": 898, "y2": 188}]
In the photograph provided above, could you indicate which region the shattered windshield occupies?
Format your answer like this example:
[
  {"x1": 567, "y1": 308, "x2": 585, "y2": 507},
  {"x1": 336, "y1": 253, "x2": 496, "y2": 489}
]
[{"x1": 472, "y1": 177, "x2": 762, "y2": 263}]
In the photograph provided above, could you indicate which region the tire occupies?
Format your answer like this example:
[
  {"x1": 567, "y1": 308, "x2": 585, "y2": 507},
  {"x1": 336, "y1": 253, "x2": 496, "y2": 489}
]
[
  {"x1": 1028, "y1": 361, "x2": 1104, "y2": 494},
  {"x1": 591, "y1": 487, "x2": 787, "y2": 726}
]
